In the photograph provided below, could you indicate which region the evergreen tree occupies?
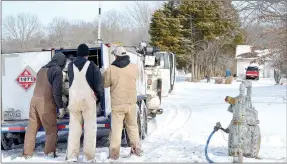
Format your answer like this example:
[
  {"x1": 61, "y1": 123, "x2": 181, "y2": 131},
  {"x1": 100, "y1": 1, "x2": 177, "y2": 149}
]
[
  {"x1": 149, "y1": 1, "x2": 184, "y2": 67},
  {"x1": 149, "y1": 0, "x2": 245, "y2": 70}
]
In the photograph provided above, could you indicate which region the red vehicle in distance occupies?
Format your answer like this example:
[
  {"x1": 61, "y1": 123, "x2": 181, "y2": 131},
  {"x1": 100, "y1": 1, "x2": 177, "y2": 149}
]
[{"x1": 245, "y1": 66, "x2": 260, "y2": 80}]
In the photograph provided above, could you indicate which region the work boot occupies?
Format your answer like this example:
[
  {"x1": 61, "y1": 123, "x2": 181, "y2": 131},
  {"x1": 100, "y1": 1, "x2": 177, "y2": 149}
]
[
  {"x1": 22, "y1": 154, "x2": 32, "y2": 160},
  {"x1": 67, "y1": 156, "x2": 78, "y2": 163},
  {"x1": 109, "y1": 148, "x2": 120, "y2": 160},
  {"x1": 44, "y1": 152, "x2": 57, "y2": 158},
  {"x1": 108, "y1": 154, "x2": 119, "y2": 160},
  {"x1": 130, "y1": 146, "x2": 143, "y2": 157},
  {"x1": 83, "y1": 156, "x2": 96, "y2": 162}
]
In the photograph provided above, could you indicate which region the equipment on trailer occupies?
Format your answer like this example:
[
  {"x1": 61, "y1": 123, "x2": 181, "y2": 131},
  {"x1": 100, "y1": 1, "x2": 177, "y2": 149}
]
[{"x1": 205, "y1": 80, "x2": 261, "y2": 163}]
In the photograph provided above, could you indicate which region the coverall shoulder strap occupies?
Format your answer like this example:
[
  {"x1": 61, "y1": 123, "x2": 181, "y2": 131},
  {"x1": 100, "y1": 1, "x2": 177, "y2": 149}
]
[
  {"x1": 81, "y1": 60, "x2": 91, "y2": 75},
  {"x1": 72, "y1": 63, "x2": 79, "y2": 74}
]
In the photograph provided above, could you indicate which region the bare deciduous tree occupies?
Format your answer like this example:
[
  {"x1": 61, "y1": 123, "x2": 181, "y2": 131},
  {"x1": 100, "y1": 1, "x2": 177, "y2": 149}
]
[
  {"x1": 68, "y1": 20, "x2": 95, "y2": 45},
  {"x1": 237, "y1": 1, "x2": 287, "y2": 79},
  {"x1": 2, "y1": 13, "x2": 42, "y2": 49},
  {"x1": 101, "y1": 10, "x2": 125, "y2": 42},
  {"x1": 125, "y1": 1, "x2": 162, "y2": 43},
  {"x1": 47, "y1": 17, "x2": 71, "y2": 47}
]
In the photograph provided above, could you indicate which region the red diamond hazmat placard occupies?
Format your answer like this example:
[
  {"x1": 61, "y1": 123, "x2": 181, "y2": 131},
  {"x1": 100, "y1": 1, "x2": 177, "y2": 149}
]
[{"x1": 15, "y1": 66, "x2": 37, "y2": 91}]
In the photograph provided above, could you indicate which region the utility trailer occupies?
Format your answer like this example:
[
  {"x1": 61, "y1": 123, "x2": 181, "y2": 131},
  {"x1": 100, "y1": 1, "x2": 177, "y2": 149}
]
[{"x1": 1, "y1": 43, "x2": 148, "y2": 150}]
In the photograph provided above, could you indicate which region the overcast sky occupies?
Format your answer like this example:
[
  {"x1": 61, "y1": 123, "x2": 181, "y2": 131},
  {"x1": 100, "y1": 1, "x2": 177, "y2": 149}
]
[{"x1": 2, "y1": 1, "x2": 146, "y2": 25}]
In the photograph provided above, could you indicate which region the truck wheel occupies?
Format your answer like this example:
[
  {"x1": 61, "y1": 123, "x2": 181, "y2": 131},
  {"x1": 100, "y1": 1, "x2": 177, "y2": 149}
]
[
  {"x1": 123, "y1": 101, "x2": 148, "y2": 147},
  {"x1": 138, "y1": 101, "x2": 148, "y2": 140},
  {"x1": 121, "y1": 128, "x2": 130, "y2": 148},
  {"x1": 157, "y1": 79, "x2": 162, "y2": 104},
  {"x1": 1, "y1": 133, "x2": 13, "y2": 150},
  {"x1": 171, "y1": 84, "x2": 174, "y2": 92},
  {"x1": 142, "y1": 101, "x2": 148, "y2": 136}
]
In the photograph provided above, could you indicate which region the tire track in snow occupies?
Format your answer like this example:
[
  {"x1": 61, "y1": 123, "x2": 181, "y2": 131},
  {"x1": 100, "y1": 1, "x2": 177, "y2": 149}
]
[
  {"x1": 143, "y1": 100, "x2": 192, "y2": 156},
  {"x1": 147, "y1": 105, "x2": 179, "y2": 137}
]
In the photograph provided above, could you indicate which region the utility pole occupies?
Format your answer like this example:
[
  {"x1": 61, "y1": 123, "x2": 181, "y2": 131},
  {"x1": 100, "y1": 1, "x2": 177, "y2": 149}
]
[{"x1": 97, "y1": 1, "x2": 102, "y2": 44}]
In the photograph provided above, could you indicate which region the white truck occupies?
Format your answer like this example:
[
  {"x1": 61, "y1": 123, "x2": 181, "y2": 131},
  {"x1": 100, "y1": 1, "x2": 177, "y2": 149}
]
[
  {"x1": 1, "y1": 43, "x2": 148, "y2": 150},
  {"x1": 136, "y1": 42, "x2": 177, "y2": 118}
]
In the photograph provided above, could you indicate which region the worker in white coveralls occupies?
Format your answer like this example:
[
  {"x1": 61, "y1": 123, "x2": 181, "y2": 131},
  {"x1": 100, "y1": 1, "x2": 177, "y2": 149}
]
[
  {"x1": 65, "y1": 43, "x2": 104, "y2": 162},
  {"x1": 103, "y1": 46, "x2": 142, "y2": 160}
]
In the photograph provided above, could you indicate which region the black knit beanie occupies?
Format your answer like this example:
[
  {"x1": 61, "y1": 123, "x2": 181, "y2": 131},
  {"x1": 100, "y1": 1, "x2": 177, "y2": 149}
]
[{"x1": 77, "y1": 43, "x2": 90, "y2": 57}]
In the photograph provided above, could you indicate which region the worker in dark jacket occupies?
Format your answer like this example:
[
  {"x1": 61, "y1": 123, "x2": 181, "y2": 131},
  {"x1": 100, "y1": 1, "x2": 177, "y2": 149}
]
[
  {"x1": 66, "y1": 43, "x2": 104, "y2": 162},
  {"x1": 23, "y1": 52, "x2": 67, "y2": 159}
]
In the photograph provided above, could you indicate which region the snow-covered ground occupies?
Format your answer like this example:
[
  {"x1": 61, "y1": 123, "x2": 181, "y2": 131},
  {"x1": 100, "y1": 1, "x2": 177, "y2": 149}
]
[{"x1": 2, "y1": 76, "x2": 286, "y2": 163}]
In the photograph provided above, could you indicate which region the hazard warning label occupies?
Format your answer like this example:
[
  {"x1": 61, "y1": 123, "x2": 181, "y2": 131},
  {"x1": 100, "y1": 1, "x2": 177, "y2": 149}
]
[{"x1": 15, "y1": 66, "x2": 37, "y2": 91}]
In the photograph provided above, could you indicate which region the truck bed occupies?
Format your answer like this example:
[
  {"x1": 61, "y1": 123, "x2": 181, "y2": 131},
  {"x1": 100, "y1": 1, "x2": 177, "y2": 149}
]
[{"x1": 1, "y1": 116, "x2": 110, "y2": 133}]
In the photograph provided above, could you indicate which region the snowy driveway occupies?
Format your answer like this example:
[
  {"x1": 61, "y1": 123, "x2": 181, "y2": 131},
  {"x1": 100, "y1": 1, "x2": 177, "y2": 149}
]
[{"x1": 2, "y1": 78, "x2": 286, "y2": 163}]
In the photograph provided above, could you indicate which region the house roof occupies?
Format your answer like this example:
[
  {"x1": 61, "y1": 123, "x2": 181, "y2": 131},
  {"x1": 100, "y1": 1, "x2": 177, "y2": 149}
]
[
  {"x1": 237, "y1": 52, "x2": 258, "y2": 58},
  {"x1": 235, "y1": 46, "x2": 273, "y2": 60}
]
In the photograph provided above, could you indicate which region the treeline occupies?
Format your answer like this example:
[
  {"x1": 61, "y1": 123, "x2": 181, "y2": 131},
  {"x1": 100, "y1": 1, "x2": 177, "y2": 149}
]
[
  {"x1": 2, "y1": 1, "x2": 285, "y2": 78},
  {"x1": 1, "y1": 2, "x2": 161, "y2": 53}
]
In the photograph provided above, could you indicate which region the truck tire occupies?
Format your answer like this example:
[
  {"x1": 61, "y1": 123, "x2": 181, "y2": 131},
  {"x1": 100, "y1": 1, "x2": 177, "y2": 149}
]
[
  {"x1": 1, "y1": 133, "x2": 13, "y2": 150},
  {"x1": 170, "y1": 84, "x2": 174, "y2": 92},
  {"x1": 122, "y1": 101, "x2": 148, "y2": 147},
  {"x1": 121, "y1": 128, "x2": 130, "y2": 148},
  {"x1": 157, "y1": 79, "x2": 162, "y2": 103},
  {"x1": 138, "y1": 101, "x2": 148, "y2": 140}
]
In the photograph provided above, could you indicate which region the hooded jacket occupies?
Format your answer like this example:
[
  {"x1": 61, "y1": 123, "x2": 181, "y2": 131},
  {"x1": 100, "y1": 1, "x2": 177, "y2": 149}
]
[
  {"x1": 104, "y1": 55, "x2": 138, "y2": 106},
  {"x1": 42, "y1": 52, "x2": 67, "y2": 109}
]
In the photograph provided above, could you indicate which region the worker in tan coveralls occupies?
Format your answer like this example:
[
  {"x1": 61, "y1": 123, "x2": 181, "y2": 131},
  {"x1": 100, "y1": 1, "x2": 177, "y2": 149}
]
[
  {"x1": 103, "y1": 46, "x2": 142, "y2": 160},
  {"x1": 66, "y1": 43, "x2": 104, "y2": 162},
  {"x1": 23, "y1": 52, "x2": 67, "y2": 159}
]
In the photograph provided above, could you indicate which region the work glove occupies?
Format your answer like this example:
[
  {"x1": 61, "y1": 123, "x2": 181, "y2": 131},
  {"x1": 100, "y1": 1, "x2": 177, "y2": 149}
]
[{"x1": 57, "y1": 108, "x2": 66, "y2": 119}]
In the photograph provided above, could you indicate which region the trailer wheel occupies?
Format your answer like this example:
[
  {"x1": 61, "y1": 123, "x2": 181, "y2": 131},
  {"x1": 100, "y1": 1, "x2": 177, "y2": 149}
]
[
  {"x1": 1, "y1": 133, "x2": 13, "y2": 150},
  {"x1": 14, "y1": 133, "x2": 25, "y2": 145}
]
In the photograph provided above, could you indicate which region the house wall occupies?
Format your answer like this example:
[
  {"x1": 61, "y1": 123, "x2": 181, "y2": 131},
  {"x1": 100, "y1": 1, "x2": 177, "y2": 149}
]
[{"x1": 236, "y1": 59, "x2": 274, "y2": 79}]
